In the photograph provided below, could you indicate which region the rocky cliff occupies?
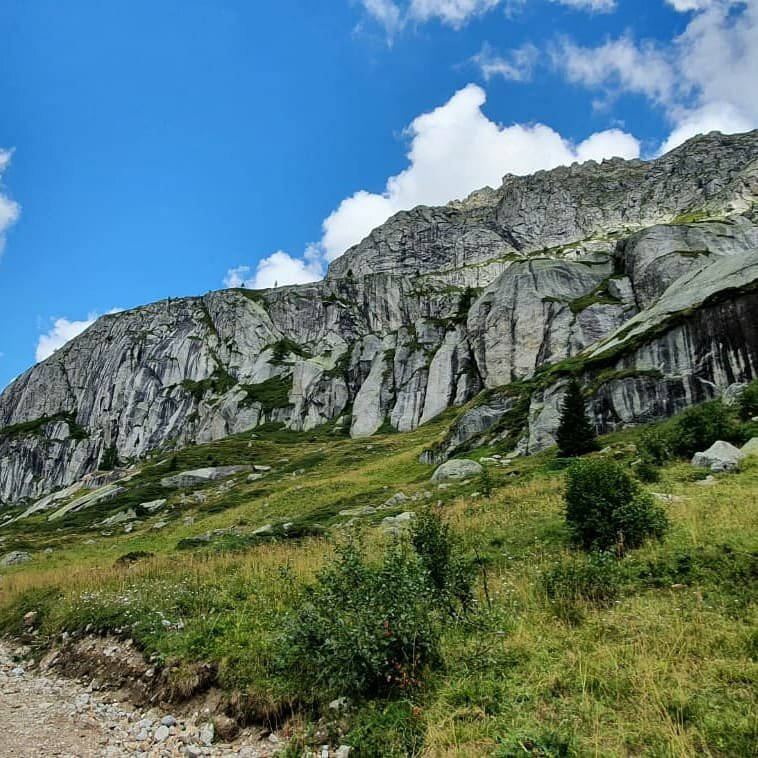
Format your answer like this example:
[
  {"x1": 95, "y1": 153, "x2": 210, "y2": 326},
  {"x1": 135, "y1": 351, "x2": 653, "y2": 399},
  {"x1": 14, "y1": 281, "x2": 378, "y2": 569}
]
[{"x1": 1, "y1": 130, "x2": 757, "y2": 505}]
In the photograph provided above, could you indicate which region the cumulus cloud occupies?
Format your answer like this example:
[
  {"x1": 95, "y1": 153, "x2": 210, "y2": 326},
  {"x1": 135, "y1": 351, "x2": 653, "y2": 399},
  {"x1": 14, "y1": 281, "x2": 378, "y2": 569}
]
[
  {"x1": 224, "y1": 246, "x2": 323, "y2": 290},
  {"x1": 36, "y1": 309, "x2": 122, "y2": 363},
  {"x1": 0, "y1": 148, "x2": 20, "y2": 254},
  {"x1": 320, "y1": 84, "x2": 639, "y2": 260},
  {"x1": 225, "y1": 83, "x2": 640, "y2": 287},
  {"x1": 550, "y1": 0, "x2": 758, "y2": 151}
]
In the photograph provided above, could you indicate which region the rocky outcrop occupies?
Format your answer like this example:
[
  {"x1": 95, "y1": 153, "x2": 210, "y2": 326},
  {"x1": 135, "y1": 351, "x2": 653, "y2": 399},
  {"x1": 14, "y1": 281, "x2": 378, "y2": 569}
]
[{"x1": 1, "y1": 131, "x2": 757, "y2": 505}]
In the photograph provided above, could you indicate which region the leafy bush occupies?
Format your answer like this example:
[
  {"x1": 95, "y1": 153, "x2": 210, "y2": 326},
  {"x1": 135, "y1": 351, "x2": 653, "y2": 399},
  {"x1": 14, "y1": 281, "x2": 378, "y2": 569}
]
[
  {"x1": 556, "y1": 379, "x2": 598, "y2": 457},
  {"x1": 668, "y1": 400, "x2": 739, "y2": 458},
  {"x1": 634, "y1": 459, "x2": 661, "y2": 483},
  {"x1": 565, "y1": 459, "x2": 668, "y2": 553},
  {"x1": 543, "y1": 552, "x2": 622, "y2": 623},
  {"x1": 738, "y1": 379, "x2": 758, "y2": 421},
  {"x1": 277, "y1": 541, "x2": 443, "y2": 699},
  {"x1": 410, "y1": 508, "x2": 474, "y2": 614},
  {"x1": 638, "y1": 428, "x2": 673, "y2": 466}
]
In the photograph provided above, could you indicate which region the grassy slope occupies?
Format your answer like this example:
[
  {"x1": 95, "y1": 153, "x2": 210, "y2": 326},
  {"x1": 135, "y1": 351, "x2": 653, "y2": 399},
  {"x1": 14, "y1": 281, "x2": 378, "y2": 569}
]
[{"x1": 0, "y1": 415, "x2": 756, "y2": 757}]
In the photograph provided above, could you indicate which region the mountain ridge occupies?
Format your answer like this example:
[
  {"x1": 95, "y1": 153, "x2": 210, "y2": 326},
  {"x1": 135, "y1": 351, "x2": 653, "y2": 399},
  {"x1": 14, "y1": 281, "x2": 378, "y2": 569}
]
[{"x1": 1, "y1": 129, "x2": 757, "y2": 506}]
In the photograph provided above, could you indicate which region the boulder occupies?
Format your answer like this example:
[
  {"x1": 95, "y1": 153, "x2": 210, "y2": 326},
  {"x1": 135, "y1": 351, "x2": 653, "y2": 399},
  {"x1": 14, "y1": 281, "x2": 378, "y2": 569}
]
[
  {"x1": 160, "y1": 466, "x2": 251, "y2": 489},
  {"x1": 99, "y1": 508, "x2": 137, "y2": 527},
  {"x1": 141, "y1": 498, "x2": 167, "y2": 512},
  {"x1": 381, "y1": 512, "x2": 415, "y2": 530},
  {"x1": 741, "y1": 437, "x2": 758, "y2": 457},
  {"x1": 722, "y1": 382, "x2": 747, "y2": 406},
  {"x1": 431, "y1": 459, "x2": 483, "y2": 482},
  {"x1": 691, "y1": 441, "x2": 745, "y2": 472},
  {"x1": 0, "y1": 550, "x2": 31, "y2": 566}
]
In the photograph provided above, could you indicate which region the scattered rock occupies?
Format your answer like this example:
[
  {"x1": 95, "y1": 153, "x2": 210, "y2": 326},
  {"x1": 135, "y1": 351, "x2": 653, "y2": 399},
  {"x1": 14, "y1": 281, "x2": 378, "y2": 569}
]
[
  {"x1": 99, "y1": 508, "x2": 137, "y2": 527},
  {"x1": 141, "y1": 498, "x2": 167, "y2": 513},
  {"x1": 695, "y1": 475, "x2": 717, "y2": 486},
  {"x1": 722, "y1": 382, "x2": 747, "y2": 406},
  {"x1": 382, "y1": 492, "x2": 409, "y2": 507},
  {"x1": 381, "y1": 512, "x2": 415, "y2": 532},
  {"x1": 431, "y1": 459, "x2": 483, "y2": 482},
  {"x1": 0, "y1": 551, "x2": 31, "y2": 566},
  {"x1": 199, "y1": 722, "x2": 215, "y2": 746},
  {"x1": 153, "y1": 724, "x2": 170, "y2": 743},
  {"x1": 741, "y1": 437, "x2": 758, "y2": 457},
  {"x1": 253, "y1": 523, "x2": 274, "y2": 537},
  {"x1": 691, "y1": 440, "x2": 745, "y2": 472},
  {"x1": 335, "y1": 747, "x2": 353, "y2": 758}
]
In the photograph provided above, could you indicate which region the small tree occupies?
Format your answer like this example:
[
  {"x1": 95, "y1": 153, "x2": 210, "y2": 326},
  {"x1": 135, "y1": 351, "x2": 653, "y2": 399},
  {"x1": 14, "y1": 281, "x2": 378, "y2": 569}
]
[
  {"x1": 100, "y1": 443, "x2": 120, "y2": 471},
  {"x1": 556, "y1": 379, "x2": 598, "y2": 457},
  {"x1": 565, "y1": 459, "x2": 668, "y2": 553}
]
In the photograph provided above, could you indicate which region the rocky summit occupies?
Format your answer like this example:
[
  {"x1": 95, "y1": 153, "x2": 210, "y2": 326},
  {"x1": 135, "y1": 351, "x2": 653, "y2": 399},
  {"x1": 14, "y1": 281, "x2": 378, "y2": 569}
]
[{"x1": 1, "y1": 130, "x2": 757, "y2": 506}]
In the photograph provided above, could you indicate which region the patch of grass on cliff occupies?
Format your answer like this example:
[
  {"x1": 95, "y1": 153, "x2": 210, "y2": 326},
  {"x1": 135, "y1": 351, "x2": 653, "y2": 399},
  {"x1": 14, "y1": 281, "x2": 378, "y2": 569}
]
[
  {"x1": 0, "y1": 411, "x2": 88, "y2": 441},
  {"x1": 240, "y1": 375, "x2": 294, "y2": 411},
  {"x1": 569, "y1": 277, "x2": 622, "y2": 314}
]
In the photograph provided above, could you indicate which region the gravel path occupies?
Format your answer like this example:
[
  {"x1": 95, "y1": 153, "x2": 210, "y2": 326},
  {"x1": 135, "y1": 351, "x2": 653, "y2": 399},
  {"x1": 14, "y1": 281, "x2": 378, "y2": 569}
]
[{"x1": 0, "y1": 642, "x2": 282, "y2": 757}]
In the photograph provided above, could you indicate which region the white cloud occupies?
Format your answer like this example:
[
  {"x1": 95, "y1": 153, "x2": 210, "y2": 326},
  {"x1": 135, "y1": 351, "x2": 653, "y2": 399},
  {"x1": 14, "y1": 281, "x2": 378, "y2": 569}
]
[
  {"x1": 319, "y1": 84, "x2": 639, "y2": 261},
  {"x1": 360, "y1": 0, "x2": 403, "y2": 35},
  {"x1": 659, "y1": 101, "x2": 753, "y2": 153},
  {"x1": 408, "y1": 0, "x2": 501, "y2": 28},
  {"x1": 549, "y1": 1, "x2": 758, "y2": 151},
  {"x1": 665, "y1": 0, "x2": 715, "y2": 10},
  {"x1": 224, "y1": 247, "x2": 323, "y2": 290},
  {"x1": 0, "y1": 148, "x2": 20, "y2": 254},
  {"x1": 472, "y1": 42, "x2": 538, "y2": 81},
  {"x1": 553, "y1": 35, "x2": 677, "y2": 106},
  {"x1": 549, "y1": 0, "x2": 615, "y2": 9},
  {"x1": 358, "y1": 0, "x2": 615, "y2": 34},
  {"x1": 36, "y1": 309, "x2": 122, "y2": 363},
  {"x1": 226, "y1": 83, "x2": 639, "y2": 288}
]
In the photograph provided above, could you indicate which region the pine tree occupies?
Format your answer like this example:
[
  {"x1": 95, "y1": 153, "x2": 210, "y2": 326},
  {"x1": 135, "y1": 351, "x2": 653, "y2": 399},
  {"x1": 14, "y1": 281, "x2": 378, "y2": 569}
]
[
  {"x1": 100, "y1": 443, "x2": 120, "y2": 471},
  {"x1": 556, "y1": 379, "x2": 598, "y2": 457}
]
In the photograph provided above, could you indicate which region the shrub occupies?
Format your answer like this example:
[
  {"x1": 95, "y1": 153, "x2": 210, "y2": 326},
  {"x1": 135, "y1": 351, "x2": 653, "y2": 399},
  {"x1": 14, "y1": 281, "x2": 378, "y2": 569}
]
[
  {"x1": 668, "y1": 400, "x2": 738, "y2": 458},
  {"x1": 410, "y1": 508, "x2": 474, "y2": 614},
  {"x1": 738, "y1": 379, "x2": 758, "y2": 421},
  {"x1": 556, "y1": 379, "x2": 598, "y2": 458},
  {"x1": 634, "y1": 459, "x2": 661, "y2": 483},
  {"x1": 543, "y1": 552, "x2": 622, "y2": 624},
  {"x1": 638, "y1": 428, "x2": 673, "y2": 466},
  {"x1": 277, "y1": 541, "x2": 443, "y2": 699},
  {"x1": 565, "y1": 459, "x2": 668, "y2": 553}
]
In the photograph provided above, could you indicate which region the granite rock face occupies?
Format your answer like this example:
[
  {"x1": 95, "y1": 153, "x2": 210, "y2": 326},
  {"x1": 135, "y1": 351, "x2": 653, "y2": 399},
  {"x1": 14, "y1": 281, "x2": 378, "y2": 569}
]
[{"x1": 1, "y1": 131, "x2": 757, "y2": 505}]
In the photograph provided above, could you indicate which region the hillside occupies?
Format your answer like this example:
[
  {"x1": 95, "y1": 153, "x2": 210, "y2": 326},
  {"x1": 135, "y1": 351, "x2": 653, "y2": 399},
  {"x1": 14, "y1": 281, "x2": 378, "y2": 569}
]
[
  {"x1": 0, "y1": 395, "x2": 756, "y2": 755},
  {"x1": 0, "y1": 130, "x2": 757, "y2": 757}
]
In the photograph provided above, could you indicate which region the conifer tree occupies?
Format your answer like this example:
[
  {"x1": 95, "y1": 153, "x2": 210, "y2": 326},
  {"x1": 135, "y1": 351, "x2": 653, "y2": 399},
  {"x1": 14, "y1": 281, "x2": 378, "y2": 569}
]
[{"x1": 556, "y1": 379, "x2": 598, "y2": 457}]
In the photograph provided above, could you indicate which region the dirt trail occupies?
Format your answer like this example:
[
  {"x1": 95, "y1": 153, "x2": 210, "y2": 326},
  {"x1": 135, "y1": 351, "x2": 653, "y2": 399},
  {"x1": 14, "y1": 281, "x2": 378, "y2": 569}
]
[{"x1": 0, "y1": 642, "x2": 280, "y2": 757}]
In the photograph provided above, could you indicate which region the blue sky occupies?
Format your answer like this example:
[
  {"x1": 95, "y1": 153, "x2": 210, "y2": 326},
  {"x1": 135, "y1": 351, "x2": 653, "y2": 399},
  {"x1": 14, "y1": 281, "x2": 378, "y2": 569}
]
[{"x1": 0, "y1": 0, "x2": 755, "y2": 389}]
